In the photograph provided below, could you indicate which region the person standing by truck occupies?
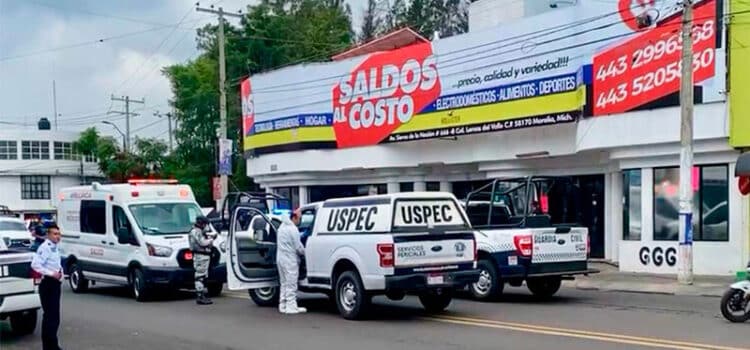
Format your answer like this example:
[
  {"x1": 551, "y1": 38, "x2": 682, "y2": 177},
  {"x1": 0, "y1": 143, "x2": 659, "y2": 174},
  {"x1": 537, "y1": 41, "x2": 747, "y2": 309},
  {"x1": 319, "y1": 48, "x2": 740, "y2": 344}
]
[
  {"x1": 277, "y1": 210, "x2": 306, "y2": 314},
  {"x1": 189, "y1": 216, "x2": 216, "y2": 305},
  {"x1": 31, "y1": 224, "x2": 63, "y2": 350}
]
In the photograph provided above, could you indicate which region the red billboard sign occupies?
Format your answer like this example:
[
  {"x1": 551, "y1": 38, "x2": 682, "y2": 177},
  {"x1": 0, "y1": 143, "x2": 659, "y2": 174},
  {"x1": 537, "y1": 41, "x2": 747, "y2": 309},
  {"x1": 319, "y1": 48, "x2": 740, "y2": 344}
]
[
  {"x1": 593, "y1": 0, "x2": 716, "y2": 116},
  {"x1": 331, "y1": 42, "x2": 441, "y2": 148},
  {"x1": 241, "y1": 78, "x2": 254, "y2": 136}
]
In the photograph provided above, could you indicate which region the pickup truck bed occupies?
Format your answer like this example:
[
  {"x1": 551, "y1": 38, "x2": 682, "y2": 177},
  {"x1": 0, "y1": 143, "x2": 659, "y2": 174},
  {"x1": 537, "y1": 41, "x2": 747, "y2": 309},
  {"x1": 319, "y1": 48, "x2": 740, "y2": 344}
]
[{"x1": 0, "y1": 249, "x2": 40, "y2": 335}]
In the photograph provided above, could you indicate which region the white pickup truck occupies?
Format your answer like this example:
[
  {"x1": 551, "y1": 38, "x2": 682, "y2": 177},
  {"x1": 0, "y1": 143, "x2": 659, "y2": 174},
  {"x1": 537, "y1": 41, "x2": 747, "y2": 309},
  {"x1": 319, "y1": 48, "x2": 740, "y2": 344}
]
[
  {"x1": 226, "y1": 192, "x2": 480, "y2": 320},
  {"x1": 464, "y1": 177, "x2": 597, "y2": 300},
  {"x1": 0, "y1": 239, "x2": 40, "y2": 335}
]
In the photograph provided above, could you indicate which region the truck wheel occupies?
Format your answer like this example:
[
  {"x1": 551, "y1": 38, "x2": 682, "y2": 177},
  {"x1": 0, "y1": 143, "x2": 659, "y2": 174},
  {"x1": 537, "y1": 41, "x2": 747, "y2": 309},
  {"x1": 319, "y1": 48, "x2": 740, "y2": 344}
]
[
  {"x1": 207, "y1": 283, "x2": 223, "y2": 298},
  {"x1": 69, "y1": 262, "x2": 89, "y2": 293},
  {"x1": 527, "y1": 276, "x2": 562, "y2": 299},
  {"x1": 130, "y1": 268, "x2": 152, "y2": 302},
  {"x1": 335, "y1": 270, "x2": 370, "y2": 320},
  {"x1": 470, "y1": 259, "x2": 503, "y2": 301},
  {"x1": 9, "y1": 310, "x2": 37, "y2": 335},
  {"x1": 249, "y1": 287, "x2": 279, "y2": 307},
  {"x1": 419, "y1": 289, "x2": 453, "y2": 313}
]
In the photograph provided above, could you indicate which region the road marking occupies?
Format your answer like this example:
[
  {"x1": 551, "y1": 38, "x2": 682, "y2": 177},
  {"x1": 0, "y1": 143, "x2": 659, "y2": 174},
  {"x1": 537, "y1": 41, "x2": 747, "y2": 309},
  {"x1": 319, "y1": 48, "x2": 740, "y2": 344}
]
[{"x1": 424, "y1": 315, "x2": 748, "y2": 350}]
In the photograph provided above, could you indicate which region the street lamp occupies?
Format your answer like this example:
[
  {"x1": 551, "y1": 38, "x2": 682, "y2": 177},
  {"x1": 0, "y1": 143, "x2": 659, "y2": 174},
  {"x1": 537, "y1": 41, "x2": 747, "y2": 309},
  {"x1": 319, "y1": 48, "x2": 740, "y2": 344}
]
[{"x1": 101, "y1": 121, "x2": 126, "y2": 151}]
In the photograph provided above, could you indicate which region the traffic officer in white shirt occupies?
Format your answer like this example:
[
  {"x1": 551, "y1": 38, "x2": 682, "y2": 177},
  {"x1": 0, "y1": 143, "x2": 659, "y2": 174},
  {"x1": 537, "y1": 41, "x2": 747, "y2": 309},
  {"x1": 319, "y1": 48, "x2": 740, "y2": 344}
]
[{"x1": 31, "y1": 224, "x2": 63, "y2": 350}]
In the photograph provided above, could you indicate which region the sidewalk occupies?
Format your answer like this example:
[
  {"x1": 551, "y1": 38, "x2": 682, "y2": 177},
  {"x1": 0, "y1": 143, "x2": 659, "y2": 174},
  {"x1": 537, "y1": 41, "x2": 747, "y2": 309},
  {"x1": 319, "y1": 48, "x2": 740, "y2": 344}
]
[{"x1": 564, "y1": 262, "x2": 736, "y2": 297}]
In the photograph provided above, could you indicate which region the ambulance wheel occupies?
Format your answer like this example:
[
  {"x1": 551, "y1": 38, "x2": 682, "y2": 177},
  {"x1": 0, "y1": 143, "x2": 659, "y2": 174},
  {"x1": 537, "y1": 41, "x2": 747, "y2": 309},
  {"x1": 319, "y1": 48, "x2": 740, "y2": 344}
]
[
  {"x1": 419, "y1": 289, "x2": 453, "y2": 313},
  {"x1": 249, "y1": 287, "x2": 279, "y2": 307},
  {"x1": 207, "y1": 283, "x2": 223, "y2": 298},
  {"x1": 335, "y1": 270, "x2": 370, "y2": 320},
  {"x1": 130, "y1": 268, "x2": 152, "y2": 302},
  {"x1": 470, "y1": 259, "x2": 503, "y2": 301},
  {"x1": 527, "y1": 276, "x2": 562, "y2": 299},
  {"x1": 69, "y1": 262, "x2": 89, "y2": 293}
]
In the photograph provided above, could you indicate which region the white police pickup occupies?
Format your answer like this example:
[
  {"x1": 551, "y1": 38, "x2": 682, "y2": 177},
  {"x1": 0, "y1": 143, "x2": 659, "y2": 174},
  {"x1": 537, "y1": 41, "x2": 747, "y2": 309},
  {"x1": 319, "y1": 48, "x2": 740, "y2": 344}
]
[
  {"x1": 0, "y1": 240, "x2": 40, "y2": 335},
  {"x1": 226, "y1": 192, "x2": 479, "y2": 320},
  {"x1": 464, "y1": 177, "x2": 596, "y2": 300}
]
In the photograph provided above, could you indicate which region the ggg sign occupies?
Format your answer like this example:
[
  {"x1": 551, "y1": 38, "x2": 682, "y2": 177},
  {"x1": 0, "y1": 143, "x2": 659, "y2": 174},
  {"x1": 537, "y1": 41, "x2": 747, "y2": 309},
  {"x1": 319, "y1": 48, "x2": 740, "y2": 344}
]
[
  {"x1": 332, "y1": 43, "x2": 440, "y2": 148},
  {"x1": 639, "y1": 246, "x2": 677, "y2": 267}
]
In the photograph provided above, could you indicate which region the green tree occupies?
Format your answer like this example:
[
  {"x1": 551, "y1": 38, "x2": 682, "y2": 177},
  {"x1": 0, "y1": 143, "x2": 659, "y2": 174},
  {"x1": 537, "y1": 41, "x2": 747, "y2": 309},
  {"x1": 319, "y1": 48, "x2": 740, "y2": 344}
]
[
  {"x1": 74, "y1": 127, "x2": 169, "y2": 183},
  {"x1": 359, "y1": 0, "x2": 385, "y2": 43},
  {"x1": 164, "y1": 0, "x2": 353, "y2": 206},
  {"x1": 382, "y1": 0, "x2": 468, "y2": 39}
]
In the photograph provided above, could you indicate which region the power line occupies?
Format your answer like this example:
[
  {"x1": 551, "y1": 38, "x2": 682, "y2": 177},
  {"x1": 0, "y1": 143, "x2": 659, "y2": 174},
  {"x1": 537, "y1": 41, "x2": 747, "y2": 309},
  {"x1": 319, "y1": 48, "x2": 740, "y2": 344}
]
[
  {"x1": 0, "y1": 18, "x2": 205, "y2": 62},
  {"x1": 22, "y1": 0, "x2": 172, "y2": 27},
  {"x1": 250, "y1": 8, "x2": 735, "y2": 118},
  {"x1": 114, "y1": 6, "x2": 196, "y2": 94}
]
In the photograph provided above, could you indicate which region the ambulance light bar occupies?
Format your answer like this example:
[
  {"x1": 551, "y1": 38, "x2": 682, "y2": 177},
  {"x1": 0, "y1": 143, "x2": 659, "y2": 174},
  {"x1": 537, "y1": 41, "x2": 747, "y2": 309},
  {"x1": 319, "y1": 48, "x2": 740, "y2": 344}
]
[{"x1": 127, "y1": 179, "x2": 179, "y2": 185}]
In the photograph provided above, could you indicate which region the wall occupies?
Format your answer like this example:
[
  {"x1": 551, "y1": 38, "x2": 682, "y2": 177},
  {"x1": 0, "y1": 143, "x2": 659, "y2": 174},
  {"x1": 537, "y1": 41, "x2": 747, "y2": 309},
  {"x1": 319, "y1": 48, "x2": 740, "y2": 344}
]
[
  {"x1": 729, "y1": 0, "x2": 750, "y2": 147},
  {"x1": 469, "y1": 0, "x2": 524, "y2": 31},
  {"x1": 0, "y1": 175, "x2": 81, "y2": 212},
  {"x1": 617, "y1": 161, "x2": 746, "y2": 276}
]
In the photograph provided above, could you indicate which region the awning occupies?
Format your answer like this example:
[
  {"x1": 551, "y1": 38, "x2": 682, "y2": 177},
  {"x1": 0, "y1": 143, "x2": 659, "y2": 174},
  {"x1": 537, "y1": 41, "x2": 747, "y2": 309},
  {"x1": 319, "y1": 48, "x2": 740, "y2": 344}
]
[{"x1": 737, "y1": 152, "x2": 750, "y2": 177}]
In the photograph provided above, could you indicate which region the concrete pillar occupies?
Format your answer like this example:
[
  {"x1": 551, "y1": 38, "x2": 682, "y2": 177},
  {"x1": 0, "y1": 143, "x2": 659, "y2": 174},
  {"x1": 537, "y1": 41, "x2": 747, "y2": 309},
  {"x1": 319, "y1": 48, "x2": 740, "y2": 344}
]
[
  {"x1": 414, "y1": 181, "x2": 426, "y2": 192},
  {"x1": 387, "y1": 182, "x2": 400, "y2": 194},
  {"x1": 298, "y1": 185, "x2": 309, "y2": 206},
  {"x1": 439, "y1": 181, "x2": 452, "y2": 193}
]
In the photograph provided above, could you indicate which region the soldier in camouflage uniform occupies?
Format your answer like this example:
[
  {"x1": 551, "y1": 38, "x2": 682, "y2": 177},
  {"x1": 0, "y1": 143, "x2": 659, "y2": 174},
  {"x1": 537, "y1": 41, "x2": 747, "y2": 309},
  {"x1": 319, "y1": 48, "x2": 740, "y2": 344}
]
[{"x1": 189, "y1": 216, "x2": 215, "y2": 305}]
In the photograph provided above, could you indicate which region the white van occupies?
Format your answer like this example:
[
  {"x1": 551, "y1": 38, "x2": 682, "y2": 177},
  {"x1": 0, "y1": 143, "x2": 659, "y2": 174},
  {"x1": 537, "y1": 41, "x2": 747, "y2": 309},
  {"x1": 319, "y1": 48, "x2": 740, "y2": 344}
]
[{"x1": 56, "y1": 180, "x2": 226, "y2": 301}]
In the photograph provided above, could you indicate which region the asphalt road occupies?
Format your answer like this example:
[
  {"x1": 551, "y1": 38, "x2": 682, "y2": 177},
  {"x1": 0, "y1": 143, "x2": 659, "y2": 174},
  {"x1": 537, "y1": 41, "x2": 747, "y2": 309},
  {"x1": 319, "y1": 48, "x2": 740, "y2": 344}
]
[{"x1": 1, "y1": 284, "x2": 748, "y2": 350}]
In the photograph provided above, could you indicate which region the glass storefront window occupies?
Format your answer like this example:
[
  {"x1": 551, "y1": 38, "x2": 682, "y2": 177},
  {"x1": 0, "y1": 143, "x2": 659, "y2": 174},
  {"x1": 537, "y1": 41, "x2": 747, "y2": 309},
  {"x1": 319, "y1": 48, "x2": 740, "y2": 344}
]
[
  {"x1": 622, "y1": 170, "x2": 642, "y2": 241},
  {"x1": 652, "y1": 165, "x2": 728, "y2": 242}
]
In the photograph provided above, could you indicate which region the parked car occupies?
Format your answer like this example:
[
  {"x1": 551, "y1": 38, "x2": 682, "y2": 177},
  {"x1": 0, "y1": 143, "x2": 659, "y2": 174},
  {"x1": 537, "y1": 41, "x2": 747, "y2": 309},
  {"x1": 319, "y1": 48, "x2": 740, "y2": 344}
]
[{"x1": 0, "y1": 241, "x2": 41, "y2": 335}]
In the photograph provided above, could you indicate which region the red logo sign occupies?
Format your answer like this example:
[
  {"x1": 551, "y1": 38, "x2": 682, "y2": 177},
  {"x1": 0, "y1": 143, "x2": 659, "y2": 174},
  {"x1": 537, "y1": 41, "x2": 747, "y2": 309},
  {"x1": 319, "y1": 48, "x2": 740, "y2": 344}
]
[
  {"x1": 240, "y1": 78, "x2": 254, "y2": 136},
  {"x1": 618, "y1": 0, "x2": 657, "y2": 32},
  {"x1": 593, "y1": 0, "x2": 716, "y2": 116},
  {"x1": 332, "y1": 42, "x2": 441, "y2": 148}
]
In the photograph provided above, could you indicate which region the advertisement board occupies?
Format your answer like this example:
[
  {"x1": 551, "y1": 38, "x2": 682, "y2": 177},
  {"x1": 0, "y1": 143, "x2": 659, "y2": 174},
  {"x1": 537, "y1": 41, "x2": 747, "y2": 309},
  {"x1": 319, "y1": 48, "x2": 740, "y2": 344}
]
[
  {"x1": 729, "y1": 0, "x2": 750, "y2": 148},
  {"x1": 242, "y1": 0, "x2": 725, "y2": 154}
]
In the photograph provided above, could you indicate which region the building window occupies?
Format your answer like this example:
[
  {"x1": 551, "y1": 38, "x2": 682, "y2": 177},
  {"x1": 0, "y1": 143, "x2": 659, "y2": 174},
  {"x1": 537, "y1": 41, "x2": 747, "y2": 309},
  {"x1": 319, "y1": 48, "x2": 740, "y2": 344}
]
[
  {"x1": 21, "y1": 141, "x2": 49, "y2": 160},
  {"x1": 426, "y1": 182, "x2": 441, "y2": 191},
  {"x1": 54, "y1": 142, "x2": 74, "y2": 160},
  {"x1": 21, "y1": 176, "x2": 51, "y2": 200},
  {"x1": 84, "y1": 153, "x2": 96, "y2": 163},
  {"x1": 399, "y1": 182, "x2": 414, "y2": 192},
  {"x1": 653, "y1": 165, "x2": 729, "y2": 241},
  {"x1": 622, "y1": 170, "x2": 642, "y2": 241},
  {"x1": 0, "y1": 140, "x2": 17, "y2": 160}
]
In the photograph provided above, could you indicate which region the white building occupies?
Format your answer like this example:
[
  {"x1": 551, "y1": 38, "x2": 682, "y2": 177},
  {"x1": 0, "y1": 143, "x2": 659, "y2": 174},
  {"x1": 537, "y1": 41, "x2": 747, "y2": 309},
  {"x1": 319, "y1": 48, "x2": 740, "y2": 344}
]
[
  {"x1": 0, "y1": 120, "x2": 100, "y2": 221},
  {"x1": 241, "y1": 0, "x2": 748, "y2": 275}
]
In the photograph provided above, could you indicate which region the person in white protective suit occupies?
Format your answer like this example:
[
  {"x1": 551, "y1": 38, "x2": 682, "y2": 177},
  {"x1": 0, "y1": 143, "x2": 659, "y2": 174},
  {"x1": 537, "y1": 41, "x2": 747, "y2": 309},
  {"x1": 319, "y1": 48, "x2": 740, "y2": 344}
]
[{"x1": 277, "y1": 209, "x2": 306, "y2": 314}]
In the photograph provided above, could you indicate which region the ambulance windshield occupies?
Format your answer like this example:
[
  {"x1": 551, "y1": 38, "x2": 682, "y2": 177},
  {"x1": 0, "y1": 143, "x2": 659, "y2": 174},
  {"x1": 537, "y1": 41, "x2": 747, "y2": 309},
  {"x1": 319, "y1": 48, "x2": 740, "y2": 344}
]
[{"x1": 129, "y1": 202, "x2": 203, "y2": 235}]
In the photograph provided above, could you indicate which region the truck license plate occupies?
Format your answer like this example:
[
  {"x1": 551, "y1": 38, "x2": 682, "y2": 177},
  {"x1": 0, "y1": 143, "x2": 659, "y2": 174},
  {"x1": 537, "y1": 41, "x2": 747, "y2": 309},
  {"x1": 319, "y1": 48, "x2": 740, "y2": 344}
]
[{"x1": 427, "y1": 274, "x2": 444, "y2": 285}]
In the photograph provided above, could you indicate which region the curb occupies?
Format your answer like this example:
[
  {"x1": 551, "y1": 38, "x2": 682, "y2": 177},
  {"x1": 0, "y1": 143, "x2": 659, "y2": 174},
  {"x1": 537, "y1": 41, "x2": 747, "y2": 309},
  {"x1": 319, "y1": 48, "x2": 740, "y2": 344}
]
[{"x1": 571, "y1": 284, "x2": 724, "y2": 297}]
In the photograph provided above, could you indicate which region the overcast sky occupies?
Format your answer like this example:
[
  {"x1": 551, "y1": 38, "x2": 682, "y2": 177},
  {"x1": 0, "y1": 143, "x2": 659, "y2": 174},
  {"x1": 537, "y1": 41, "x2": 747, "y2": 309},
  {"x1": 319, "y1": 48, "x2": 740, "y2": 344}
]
[{"x1": 0, "y1": 0, "x2": 365, "y2": 141}]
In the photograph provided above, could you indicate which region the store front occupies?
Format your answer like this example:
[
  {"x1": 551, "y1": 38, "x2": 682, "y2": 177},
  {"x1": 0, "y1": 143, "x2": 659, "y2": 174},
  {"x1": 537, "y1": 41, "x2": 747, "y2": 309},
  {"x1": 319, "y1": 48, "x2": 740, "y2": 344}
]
[{"x1": 242, "y1": 0, "x2": 748, "y2": 275}]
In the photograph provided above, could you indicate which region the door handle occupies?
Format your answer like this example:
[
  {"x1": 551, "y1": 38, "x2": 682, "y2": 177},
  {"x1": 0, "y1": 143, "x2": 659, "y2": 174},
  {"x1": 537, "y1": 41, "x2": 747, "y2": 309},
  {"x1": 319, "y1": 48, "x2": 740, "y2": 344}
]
[
  {"x1": 101, "y1": 240, "x2": 107, "y2": 244},
  {"x1": 108, "y1": 242, "x2": 115, "y2": 246}
]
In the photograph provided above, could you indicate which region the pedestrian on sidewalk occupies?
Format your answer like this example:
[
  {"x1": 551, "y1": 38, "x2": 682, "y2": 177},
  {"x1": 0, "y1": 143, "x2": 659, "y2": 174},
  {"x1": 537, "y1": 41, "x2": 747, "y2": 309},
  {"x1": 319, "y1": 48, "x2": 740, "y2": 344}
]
[
  {"x1": 31, "y1": 224, "x2": 64, "y2": 350},
  {"x1": 189, "y1": 216, "x2": 216, "y2": 305}
]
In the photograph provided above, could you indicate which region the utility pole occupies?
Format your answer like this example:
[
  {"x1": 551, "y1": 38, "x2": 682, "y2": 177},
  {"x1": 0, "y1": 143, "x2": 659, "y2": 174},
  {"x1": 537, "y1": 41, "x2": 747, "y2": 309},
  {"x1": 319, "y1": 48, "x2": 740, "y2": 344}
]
[
  {"x1": 109, "y1": 95, "x2": 144, "y2": 153},
  {"x1": 52, "y1": 80, "x2": 58, "y2": 130},
  {"x1": 154, "y1": 111, "x2": 174, "y2": 152},
  {"x1": 678, "y1": 0, "x2": 694, "y2": 285},
  {"x1": 196, "y1": 5, "x2": 243, "y2": 208}
]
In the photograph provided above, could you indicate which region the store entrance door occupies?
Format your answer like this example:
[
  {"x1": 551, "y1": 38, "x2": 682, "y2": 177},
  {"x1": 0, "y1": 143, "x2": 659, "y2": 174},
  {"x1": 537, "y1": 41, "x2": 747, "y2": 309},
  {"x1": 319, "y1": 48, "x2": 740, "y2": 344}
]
[{"x1": 572, "y1": 175, "x2": 606, "y2": 259}]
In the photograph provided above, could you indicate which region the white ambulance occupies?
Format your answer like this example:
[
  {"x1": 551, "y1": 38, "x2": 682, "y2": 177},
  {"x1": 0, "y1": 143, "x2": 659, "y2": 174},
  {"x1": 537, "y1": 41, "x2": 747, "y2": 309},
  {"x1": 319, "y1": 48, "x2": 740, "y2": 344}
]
[{"x1": 56, "y1": 180, "x2": 226, "y2": 301}]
